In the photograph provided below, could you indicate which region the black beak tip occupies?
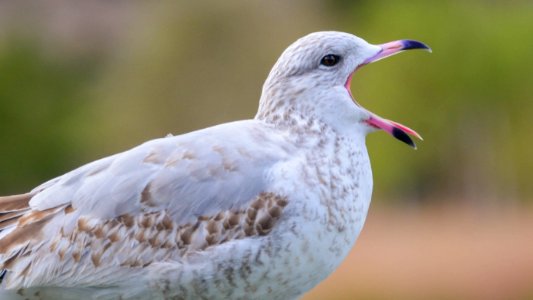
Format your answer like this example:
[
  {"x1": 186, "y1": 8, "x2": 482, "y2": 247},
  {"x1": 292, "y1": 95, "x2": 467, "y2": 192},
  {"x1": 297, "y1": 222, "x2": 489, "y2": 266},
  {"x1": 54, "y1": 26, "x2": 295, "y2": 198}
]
[
  {"x1": 402, "y1": 40, "x2": 432, "y2": 53},
  {"x1": 392, "y1": 127, "x2": 417, "y2": 149}
]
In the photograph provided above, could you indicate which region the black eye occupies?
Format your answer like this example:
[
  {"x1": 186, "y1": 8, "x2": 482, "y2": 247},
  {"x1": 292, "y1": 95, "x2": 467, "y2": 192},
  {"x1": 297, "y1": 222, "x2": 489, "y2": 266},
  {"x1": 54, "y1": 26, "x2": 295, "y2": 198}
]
[{"x1": 320, "y1": 54, "x2": 341, "y2": 67}]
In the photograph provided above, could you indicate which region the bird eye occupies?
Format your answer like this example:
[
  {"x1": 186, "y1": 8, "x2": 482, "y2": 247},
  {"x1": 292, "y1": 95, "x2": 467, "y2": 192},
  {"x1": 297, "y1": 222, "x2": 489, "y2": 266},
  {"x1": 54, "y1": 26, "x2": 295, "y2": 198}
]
[{"x1": 320, "y1": 54, "x2": 341, "y2": 67}]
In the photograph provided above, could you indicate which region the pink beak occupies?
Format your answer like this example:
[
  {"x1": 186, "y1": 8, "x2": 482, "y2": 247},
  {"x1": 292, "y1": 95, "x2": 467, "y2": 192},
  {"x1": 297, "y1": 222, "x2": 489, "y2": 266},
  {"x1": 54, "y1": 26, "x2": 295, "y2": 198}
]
[
  {"x1": 355, "y1": 39, "x2": 431, "y2": 149},
  {"x1": 364, "y1": 40, "x2": 432, "y2": 65},
  {"x1": 366, "y1": 114, "x2": 423, "y2": 149}
]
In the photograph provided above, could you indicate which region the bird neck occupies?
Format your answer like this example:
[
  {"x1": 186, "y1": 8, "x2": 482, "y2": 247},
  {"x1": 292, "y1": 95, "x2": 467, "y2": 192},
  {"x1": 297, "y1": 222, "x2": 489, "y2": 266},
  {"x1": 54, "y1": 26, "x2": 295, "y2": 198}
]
[
  {"x1": 255, "y1": 81, "x2": 367, "y2": 145},
  {"x1": 255, "y1": 77, "x2": 315, "y2": 124},
  {"x1": 255, "y1": 92, "x2": 315, "y2": 131}
]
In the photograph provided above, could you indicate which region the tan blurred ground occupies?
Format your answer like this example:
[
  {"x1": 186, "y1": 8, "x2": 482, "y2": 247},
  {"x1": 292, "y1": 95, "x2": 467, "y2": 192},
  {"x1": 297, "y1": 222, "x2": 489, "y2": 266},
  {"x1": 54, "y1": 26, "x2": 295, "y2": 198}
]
[{"x1": 303, "y1": 204, "x2": 533, "y2": 300}]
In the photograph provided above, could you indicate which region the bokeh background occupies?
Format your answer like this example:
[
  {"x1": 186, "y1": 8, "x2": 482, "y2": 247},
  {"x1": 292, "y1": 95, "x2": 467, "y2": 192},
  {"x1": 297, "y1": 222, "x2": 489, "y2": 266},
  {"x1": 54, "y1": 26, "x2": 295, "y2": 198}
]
[{"x1": 0, "y1": 0, "x2": 532, "y2": 299}]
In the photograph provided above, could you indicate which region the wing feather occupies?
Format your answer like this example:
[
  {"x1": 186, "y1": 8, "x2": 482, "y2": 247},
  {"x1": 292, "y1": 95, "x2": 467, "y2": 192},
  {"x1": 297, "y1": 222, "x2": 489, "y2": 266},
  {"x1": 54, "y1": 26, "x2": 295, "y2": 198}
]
[{"x1": 0, "y1": 120, "x2": 294, "y2": 289}]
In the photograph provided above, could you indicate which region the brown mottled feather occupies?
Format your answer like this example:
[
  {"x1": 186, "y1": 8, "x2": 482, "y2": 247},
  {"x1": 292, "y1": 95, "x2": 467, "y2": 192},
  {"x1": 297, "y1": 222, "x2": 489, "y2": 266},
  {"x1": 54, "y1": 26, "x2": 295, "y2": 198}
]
[
  {"x1": 0, "y1": 211, "x2": 25, "y2": 225},
  {"x1": 0, "y1": 212, "x2": 52, "y2": 254},
  {"x1": 0, "y1": 194, "x2": 31, "y2": 212},
  {"x1": 0, "y1": 189, "x2": 289, "y2": 290},
  {"x1": 0, "y1": 205, "x2": 65, "y2": 256},
  {"x1": 0, "y1": 194, "x2": 32, "y2": 231}
]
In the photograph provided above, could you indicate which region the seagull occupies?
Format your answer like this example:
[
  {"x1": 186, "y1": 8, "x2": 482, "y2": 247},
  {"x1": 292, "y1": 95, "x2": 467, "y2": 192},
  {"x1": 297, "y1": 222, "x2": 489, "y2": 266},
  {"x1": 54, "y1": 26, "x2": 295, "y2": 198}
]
[{"x1": 0, "y1": 31, "x2": 429, "y2": 300}]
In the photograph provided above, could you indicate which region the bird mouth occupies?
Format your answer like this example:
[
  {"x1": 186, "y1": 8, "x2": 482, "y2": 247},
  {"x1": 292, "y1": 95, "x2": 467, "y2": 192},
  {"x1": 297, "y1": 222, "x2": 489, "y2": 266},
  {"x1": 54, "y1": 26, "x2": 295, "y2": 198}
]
[{"x1": 345, "y1": 39, "x2": 431, "y2": 149}]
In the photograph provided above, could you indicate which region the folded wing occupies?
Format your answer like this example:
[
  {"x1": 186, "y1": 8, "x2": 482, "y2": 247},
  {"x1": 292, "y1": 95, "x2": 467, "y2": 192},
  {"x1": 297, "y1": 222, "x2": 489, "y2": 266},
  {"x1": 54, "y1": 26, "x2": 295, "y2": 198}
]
[{"x1": 0, "y1": 120, "x2": 293, "y2": 289}]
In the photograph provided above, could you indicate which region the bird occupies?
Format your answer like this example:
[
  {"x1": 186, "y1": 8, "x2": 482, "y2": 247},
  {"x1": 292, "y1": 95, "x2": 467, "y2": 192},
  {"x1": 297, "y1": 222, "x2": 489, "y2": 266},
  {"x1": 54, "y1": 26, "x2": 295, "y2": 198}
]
[{"x1": 0, "y1": 31, "x2": 430, "y2": 300}]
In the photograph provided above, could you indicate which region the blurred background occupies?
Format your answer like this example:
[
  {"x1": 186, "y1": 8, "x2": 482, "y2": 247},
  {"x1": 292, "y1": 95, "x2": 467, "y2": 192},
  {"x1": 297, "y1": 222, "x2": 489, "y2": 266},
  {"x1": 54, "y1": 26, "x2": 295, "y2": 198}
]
[{"x1": 0, "y1": 0, "x2": 532, "y2": 299}]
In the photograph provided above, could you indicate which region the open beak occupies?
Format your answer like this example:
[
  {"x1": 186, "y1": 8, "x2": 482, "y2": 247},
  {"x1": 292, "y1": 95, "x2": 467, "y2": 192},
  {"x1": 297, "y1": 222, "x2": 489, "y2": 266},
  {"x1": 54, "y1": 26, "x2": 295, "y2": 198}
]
[{"x1": 350, "y1": 39, "x2": 431, "y2": 149}]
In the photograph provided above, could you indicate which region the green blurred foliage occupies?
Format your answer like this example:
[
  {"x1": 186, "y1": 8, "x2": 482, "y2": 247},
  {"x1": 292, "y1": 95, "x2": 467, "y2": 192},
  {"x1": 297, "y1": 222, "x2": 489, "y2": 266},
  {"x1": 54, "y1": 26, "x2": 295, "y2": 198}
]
[
  {"x1": 335, "y1": 0, "x2": 533, "y2": 204},
  {"x1": 0, "y1": 0, "x2": 531, "y2": 205},
  {"x1": 0, "y1": 38, "x2": 99, "y2": 193}
]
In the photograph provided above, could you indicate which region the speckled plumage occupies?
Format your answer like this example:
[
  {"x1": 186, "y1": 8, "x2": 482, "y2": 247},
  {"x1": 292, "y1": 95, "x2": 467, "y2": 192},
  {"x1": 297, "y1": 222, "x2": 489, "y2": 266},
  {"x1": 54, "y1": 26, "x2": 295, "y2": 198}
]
[{"x1": 0, "y1": 31, "x2": 426, "y2": 299}]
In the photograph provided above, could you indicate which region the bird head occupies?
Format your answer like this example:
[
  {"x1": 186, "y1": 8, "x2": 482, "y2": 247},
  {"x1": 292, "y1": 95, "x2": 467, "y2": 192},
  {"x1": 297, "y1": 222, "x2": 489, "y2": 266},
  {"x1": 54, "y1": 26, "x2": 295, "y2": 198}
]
[{"x1": 257, "y1": 31, "x2": 430, "y2": 148}]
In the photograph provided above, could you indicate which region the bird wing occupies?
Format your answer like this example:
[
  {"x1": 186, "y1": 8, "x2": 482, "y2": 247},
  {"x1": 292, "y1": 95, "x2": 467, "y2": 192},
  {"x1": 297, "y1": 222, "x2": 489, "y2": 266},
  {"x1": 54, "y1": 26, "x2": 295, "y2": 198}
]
[{"x1": 0, "y1": 120, "x2": 294, "y2": 289}]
